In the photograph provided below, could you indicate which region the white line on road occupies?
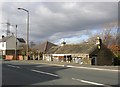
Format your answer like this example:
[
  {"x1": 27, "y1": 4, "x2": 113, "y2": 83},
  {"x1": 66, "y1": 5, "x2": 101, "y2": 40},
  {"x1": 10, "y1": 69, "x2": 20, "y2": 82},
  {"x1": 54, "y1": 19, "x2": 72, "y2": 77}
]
[
  {"x1": 32, "y1": 62, "x2": 64, "y2": 67},
  {"x1": 68, "y1": 65, "x2": 119, "y2": 72},
  {"x1": 7, "y1": 65, "x2": 20, "y2": 68},
  {"x1": 35, "y1": 66, "x2": 45, "y2": 67},
  {"x1": 72, "y1": 78, "x2": 105, "y2": 86},
  {"x1": 31, "y1": 69, "x2": 59, "y2": 77},
  {"x1": 19, "y1": 61, "x2": 119, "y2": 72},
  {"x1": 35, "y1": 65, "x2": 49, "y2": 67}
]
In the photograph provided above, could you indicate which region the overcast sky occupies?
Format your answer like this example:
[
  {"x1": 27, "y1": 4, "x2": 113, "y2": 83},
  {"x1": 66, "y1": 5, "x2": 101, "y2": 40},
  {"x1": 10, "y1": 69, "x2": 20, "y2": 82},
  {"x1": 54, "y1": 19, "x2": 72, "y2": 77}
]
[{"x1": 0, "y1": 1, "x2": 118, "y2": 45}]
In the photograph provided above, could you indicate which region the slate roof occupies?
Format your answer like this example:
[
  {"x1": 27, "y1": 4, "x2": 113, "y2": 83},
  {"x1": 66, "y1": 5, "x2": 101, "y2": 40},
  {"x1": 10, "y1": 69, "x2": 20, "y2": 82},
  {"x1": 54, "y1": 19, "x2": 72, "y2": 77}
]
[
  {"x1": 32, "y1": 41, "x2": 57, "y2": 53},
  {"x1": 0, "y1": 36, "x2": 25, "y2": 43},
  {"x1": 17, "y1": 38, "x2": 25, "y2": 43},
  {"x1": 47, "y1": 43, "x2": 97, "y2": 54},
  {"x1": 0, "y1": 36, "x2": 12, "y2": 42},
  {"x1": 47, "y1": 46, "x2": 60, "y2": 54}
]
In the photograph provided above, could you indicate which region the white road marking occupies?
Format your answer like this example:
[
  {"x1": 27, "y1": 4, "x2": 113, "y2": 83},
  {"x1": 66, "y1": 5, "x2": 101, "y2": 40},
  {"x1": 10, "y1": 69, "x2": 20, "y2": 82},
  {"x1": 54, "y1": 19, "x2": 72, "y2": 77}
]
[
  {"x1": 35, "y1": 65, "x2": 46, "y2": 67},
  {"x1": 80, "y1": 80, "x2": 104, "y2": 86},
  {"x1": 31, "y1": 69, "x2": 59, "y2": 77},
  {"x1": 45, "y1": 63, "x2": 64, "y2": 67},
  {"x1": 72, "y1": 78, "x2": 105, "y2": 86},
  {"x1": 7, "y1": 65, "x2": 20, "y2": 68},
  {"x1": 32, "y1": 62, "x2": 64, "y2": 67},
  {"x1": 68, "y1": 65, "x2": 119, "y2": 72},
  {"x1": 19, "y1": 61, "x2": 119, "y2": 72}
]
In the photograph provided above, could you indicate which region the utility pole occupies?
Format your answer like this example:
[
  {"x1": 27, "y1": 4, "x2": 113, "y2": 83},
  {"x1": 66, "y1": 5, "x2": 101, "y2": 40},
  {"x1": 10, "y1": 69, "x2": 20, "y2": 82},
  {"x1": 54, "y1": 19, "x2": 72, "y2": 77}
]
[
  {"x1": 15, "y1": 25, "x2": 17, "y2": 60},
  {"x1": 6, "y1": 22, "x2": 11, "y2": 36},
  {"x1": 2, "y1": 21, "x2": 11, "y2": 36}
]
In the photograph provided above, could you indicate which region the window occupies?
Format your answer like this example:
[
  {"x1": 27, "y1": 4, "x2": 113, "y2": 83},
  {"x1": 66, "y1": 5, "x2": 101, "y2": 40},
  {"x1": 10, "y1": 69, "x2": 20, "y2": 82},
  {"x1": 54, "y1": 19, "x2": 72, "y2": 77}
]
[
  {"x1": 2, "y1": 43, "x2": 4, "y2": 47},
  {"x1": 86, "y1": 55, "x2": 89, "y2": 58}
]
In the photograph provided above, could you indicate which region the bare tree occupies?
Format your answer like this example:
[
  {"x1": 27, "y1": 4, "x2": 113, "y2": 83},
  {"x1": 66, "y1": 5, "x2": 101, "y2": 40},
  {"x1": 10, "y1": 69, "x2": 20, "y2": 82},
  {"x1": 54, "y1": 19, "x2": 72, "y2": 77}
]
[
  {"x1": 87, "y1": 22, "x2": 117, "y2": 47},
  {"x1": 100, "y1": 22, "x2": 117, "y2": 47},
  {"x1": 30, "y1": 41, "x2": 36, "y2": 48}
]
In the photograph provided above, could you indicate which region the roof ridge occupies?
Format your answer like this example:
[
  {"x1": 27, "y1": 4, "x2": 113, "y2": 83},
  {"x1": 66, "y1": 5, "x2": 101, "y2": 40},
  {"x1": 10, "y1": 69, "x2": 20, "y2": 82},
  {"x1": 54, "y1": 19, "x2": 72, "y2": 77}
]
[
  {"x1": 44, "y1": 41, "x2": 48, "y2": 52},
  {"x1": 2, "y1": 35, "x2": 13, "y2": 42}
]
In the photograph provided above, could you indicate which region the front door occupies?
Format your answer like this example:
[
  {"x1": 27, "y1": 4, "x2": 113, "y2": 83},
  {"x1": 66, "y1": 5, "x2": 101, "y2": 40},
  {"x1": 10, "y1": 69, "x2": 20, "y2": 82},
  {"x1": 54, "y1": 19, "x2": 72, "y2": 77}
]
[{"x1": 91, "y1": 57, "x2": 97, "y2": 65}]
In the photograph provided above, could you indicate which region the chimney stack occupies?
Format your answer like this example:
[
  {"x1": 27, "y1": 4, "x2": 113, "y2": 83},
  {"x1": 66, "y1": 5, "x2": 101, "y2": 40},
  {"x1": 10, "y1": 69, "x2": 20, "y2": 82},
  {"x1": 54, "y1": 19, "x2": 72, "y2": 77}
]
[
  {"x1": 61, "y1": 41, "x2": 66, "y2": 46},
  {"x1": 2, "y1": 35, "x2": 4, "y2": 38},
  {"x1": 96, "y1": 36, "x2": 102, "y2": 50}
]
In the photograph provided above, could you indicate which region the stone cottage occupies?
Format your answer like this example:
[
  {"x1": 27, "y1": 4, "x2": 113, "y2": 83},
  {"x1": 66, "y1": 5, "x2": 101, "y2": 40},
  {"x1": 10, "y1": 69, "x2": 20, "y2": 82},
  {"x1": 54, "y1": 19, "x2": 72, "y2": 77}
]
[{"x1": 45, "y1": 41, "x2": 115, "y2": 65}]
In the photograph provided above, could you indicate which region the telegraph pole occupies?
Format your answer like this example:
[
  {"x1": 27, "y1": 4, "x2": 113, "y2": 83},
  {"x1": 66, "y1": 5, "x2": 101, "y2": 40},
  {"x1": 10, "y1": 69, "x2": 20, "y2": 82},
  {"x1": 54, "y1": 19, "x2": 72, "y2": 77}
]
[
  {"x1": 2, "y1": 21, "x2": 11, "y2": 36},
  {"x1": 15, "y1": 25, "x2": 17, "y2": 59},
  {"x1": 6, "y1": 22, "x2": 11, "y2": 36}
]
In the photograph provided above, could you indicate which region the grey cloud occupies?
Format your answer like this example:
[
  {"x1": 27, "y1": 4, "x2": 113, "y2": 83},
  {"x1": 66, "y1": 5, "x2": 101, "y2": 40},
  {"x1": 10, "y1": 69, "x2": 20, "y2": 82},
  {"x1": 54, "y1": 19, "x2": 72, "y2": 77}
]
[{"x1": 1, "y1": 2, "x2": 118, "y2": 44}]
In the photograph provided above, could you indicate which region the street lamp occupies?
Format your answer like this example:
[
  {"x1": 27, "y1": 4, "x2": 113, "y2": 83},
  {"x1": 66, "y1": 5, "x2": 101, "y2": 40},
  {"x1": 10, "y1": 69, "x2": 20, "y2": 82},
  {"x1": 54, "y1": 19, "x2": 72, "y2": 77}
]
[{"x1": 18, "y1": 7, "x2": 29, "y2": 60}]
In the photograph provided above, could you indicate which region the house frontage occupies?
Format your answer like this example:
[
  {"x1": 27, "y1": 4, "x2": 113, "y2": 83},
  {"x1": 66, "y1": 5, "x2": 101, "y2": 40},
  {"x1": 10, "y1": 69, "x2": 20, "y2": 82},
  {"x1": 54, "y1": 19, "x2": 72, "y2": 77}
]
[
  {"x1": 45, "y1": 43, "x2": 94, "y2": 65},
  {"x1": 45, "y1": 41, "x2": 115, "y2": 65},
  {"x1": 90, "y1": 43, "x2": 115, "y2": 65},
  {"x1": 0, "y1": 35, "x2": 26, "y2": 60}
]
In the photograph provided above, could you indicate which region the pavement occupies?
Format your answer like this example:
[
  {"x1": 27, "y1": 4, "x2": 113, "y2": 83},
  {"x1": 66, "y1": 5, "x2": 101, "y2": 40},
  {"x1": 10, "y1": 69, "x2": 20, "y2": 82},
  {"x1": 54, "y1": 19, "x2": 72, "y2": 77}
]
[{"x1": 13, "y1": 60, "x2": 120, "y2": 72}]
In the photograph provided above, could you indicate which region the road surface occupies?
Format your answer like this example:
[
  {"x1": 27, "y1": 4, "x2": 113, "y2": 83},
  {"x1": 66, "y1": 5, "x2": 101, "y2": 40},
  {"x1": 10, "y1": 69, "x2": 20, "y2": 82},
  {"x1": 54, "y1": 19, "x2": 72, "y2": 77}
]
[{"x1": 2, "y1": 61, "x2": 119, "y2": 87}]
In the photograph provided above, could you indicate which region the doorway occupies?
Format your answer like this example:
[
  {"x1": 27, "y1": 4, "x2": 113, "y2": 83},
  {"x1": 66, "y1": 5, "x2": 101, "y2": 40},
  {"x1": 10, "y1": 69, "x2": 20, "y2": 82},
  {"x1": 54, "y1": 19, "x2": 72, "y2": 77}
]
[{"x1": 91, "y1": 56, "x2": 97, "y2": 65}]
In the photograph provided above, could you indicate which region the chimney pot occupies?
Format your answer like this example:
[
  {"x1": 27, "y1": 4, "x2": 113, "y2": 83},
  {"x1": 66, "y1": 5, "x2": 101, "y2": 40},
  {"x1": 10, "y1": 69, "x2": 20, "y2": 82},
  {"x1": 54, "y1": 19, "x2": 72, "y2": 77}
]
[
  {"x1": 61, "y1": 41, "x2": 66, "y2": 46},
  {"x1": 2, "y1": 35, "x2": 4, "y2": 38}
]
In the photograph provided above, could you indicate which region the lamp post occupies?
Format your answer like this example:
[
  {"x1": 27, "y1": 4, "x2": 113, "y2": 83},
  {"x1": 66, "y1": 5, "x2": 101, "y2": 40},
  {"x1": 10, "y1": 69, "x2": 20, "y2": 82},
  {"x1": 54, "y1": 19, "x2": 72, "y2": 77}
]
[{"x1": 18, "y1": 7, "x2": 29, "y2": 60}]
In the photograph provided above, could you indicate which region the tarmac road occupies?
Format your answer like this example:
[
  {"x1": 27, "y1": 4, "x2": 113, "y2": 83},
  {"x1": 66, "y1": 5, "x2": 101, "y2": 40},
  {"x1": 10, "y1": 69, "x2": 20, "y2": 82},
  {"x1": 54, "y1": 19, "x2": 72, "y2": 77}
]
[{"x1": 2, "y1": 61, "x2": 119, "y2": 87}]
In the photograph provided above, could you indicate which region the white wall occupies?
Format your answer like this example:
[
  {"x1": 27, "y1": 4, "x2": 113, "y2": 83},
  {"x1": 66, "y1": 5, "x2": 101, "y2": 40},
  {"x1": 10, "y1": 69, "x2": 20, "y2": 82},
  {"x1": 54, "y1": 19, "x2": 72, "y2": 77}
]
[
  {"x1": 0, "y1": 42, "x2": 6, "y2": 50},
  {"x1": 0, "y1": 36, "x2": 25, "y2": 51}
]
